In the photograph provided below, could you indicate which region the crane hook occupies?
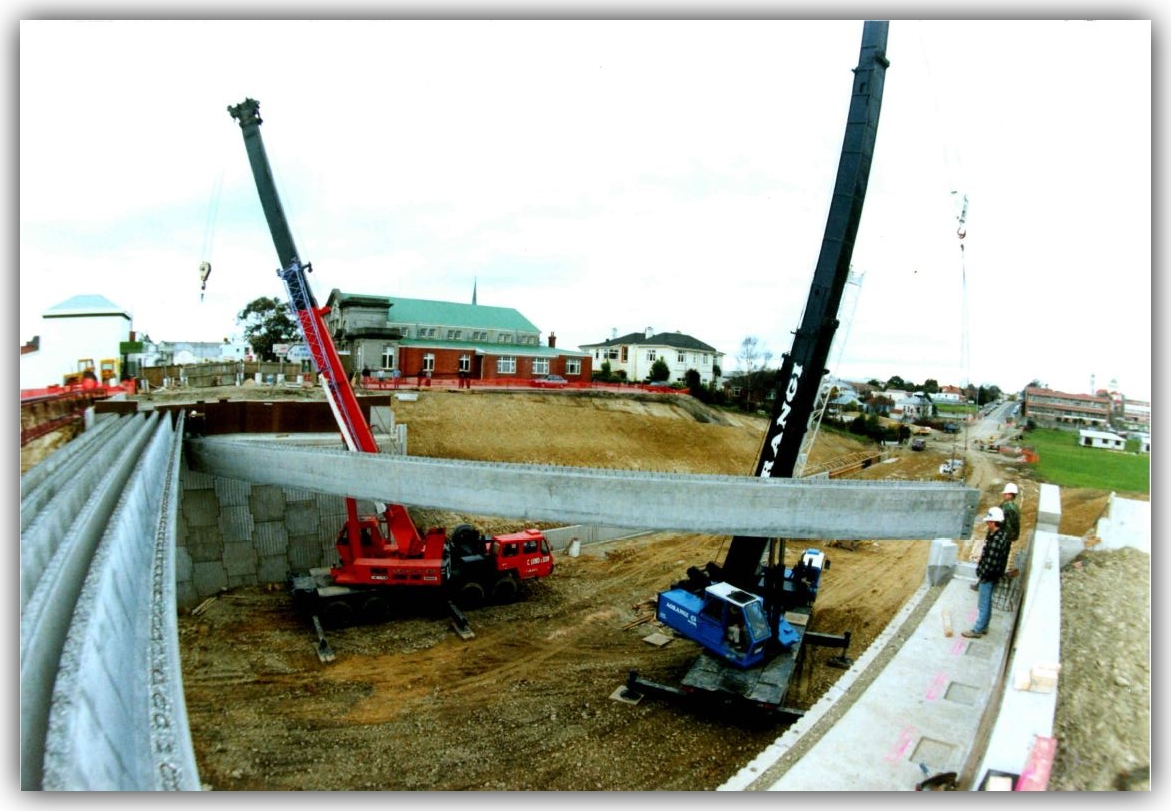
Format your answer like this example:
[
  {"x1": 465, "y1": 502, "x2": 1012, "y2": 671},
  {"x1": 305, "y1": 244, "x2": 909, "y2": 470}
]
[
  {"x1": 199, "y1": 261, "x2": 212, "y2": 301},
  {"x1": 952, "y1": 192, "x2": 969, "y2": 241}
]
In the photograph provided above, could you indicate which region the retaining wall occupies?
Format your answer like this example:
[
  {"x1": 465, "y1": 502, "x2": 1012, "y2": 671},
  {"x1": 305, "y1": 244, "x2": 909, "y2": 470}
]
[{"x1": 175, "y1": 460, "x2": 634, "y2": 609}]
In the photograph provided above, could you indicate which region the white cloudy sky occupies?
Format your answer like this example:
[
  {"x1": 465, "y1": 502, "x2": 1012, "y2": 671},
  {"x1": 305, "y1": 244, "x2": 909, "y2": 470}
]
[{"x1": 18, "y1": 15, "x2": 1154, "y2": 400}]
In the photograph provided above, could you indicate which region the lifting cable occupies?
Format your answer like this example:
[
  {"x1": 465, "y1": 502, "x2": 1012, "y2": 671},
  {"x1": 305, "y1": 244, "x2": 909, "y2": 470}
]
[
  {"x1": 199, "y1": 167, "x2": 225, "y2": 302},
  {"x1": 912, "y1": 21, "x2": 972, "y2": 467}
]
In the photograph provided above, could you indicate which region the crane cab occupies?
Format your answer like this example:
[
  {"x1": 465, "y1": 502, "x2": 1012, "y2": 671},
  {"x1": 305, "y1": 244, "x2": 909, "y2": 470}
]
[{"x1": 657, "y1": 581, "x2": 798, "y2": 669}]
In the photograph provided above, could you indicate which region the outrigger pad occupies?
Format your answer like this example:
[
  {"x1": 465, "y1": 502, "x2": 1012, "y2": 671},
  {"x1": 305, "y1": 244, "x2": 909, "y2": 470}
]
[
  {"x1": 447, "y1": 601, "x2": 476, "y2": 640},
  {"x1": 610, "y1": 686, "x2": 643, "y2": 705},
  {"x1": 312, "y1": 615, "x2": 336, "y2": 664}
]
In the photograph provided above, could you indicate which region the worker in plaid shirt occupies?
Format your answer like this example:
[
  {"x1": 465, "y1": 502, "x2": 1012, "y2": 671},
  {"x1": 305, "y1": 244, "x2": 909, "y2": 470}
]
[{"x1": 962, "y1": 507, "x2": 1012, "y2": 638}]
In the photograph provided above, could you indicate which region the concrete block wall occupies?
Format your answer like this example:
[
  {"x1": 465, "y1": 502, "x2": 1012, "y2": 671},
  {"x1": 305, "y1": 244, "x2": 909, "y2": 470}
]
[
  {"x1": 177, "y1": 460, "x2": 347, "y2": 609},
  {"x1": 540, "y1": 524, "x2": 648, "y2": 551},
  {"x1": 175, "y1": 455, "x2": 641, "y2": 609}
]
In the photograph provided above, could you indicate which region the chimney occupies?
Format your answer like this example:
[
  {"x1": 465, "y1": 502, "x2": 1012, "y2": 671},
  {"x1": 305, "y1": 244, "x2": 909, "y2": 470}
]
[
  {"x1": 645, "y1": 326, "x2": 654, "y2": 339},
  {"x1": 611, "y1": 327, "x2": 617, "y2": 339},
  {"x1": 548, "y1": 332, "x2": 557, "y2": 348}
]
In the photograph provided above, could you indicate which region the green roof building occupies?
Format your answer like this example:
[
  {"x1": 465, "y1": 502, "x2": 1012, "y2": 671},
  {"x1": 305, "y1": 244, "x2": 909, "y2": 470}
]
[{"x1": 323, "y1": 289, "x2": 591, "y2": 385}]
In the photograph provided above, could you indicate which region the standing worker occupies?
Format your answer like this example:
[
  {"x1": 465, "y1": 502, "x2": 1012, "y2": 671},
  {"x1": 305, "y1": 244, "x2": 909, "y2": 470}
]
[
  {"x1": 962, "y1": 507, "x2": 1014, "y2": 639},
  {"x1": 1000, "y1": 482, "x2": 1021, "y2": 543},
  {"x1": 971, "y1": 481, "x2": 1023, "y2": 592}
]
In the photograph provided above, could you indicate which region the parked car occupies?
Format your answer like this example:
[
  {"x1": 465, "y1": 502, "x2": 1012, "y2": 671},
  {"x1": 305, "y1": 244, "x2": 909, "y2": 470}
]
[{"x1": 533, "y1": 374, "x2": 568, "y2": 388}]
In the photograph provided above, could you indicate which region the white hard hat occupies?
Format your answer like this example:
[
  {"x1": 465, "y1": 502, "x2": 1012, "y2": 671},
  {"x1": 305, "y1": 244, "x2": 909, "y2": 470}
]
[
  {"x1": 1002, "y1": 483, "x2": 1019, "y2": 495},
  {"x1": 985, "y1": 507, "x2": 1005, "y2": 523}
]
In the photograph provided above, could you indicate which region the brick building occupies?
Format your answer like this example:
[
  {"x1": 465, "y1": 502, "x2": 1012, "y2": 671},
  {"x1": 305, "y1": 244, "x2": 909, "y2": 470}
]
[
  {"x1": 1022, "y1": 386, "x2": 1112, "y2": 428},
  {"x1": 322, "y1": 290, "x2": 591, "y2": 385}
]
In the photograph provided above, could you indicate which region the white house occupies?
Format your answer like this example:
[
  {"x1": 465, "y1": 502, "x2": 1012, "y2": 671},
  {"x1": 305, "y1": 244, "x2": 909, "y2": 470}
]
[
  {"x1": 153, "y1": 340, "x2": 252, "y2": 366},
  {"x1": 891, "y1": 393, "x2": 932, "y2": 421},
  {"x1": 580, "y1": 327, "x2": 724, "y2": 386},
  {"x1": 19, "y1": 294, "x2": 133, "y2": 390},
  {"x1": 1078, "y1": 429, "x2": 1127, "y2": 450},
  {"x1": 934, "y1": 385, "x2": 966, "y2": 404}
]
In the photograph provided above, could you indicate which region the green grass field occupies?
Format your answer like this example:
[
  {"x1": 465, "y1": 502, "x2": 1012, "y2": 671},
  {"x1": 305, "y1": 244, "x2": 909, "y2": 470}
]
[
  {"x1": 1022, "y1": 427, "x2": 1150, "y2": 495},
  {"x1": 936, "y1": 403, "x2": 978, "y2": 416}
]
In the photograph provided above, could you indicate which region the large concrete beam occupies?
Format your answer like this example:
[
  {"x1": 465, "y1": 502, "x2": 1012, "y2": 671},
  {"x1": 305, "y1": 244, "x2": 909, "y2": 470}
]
[{"x1": 185, "y1": 438, "x2": 980, "y2": 540}]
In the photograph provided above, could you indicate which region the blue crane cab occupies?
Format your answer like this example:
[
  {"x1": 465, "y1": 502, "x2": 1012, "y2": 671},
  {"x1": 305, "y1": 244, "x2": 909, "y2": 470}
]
[{"x1": 656, "y1": 581, "x2": 799, "y2": 669}]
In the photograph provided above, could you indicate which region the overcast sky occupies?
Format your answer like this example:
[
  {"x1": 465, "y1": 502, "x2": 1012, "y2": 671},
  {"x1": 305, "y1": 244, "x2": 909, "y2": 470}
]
[{"x1": 18, "y1": 16, "x2": 1154, "y2": 400}]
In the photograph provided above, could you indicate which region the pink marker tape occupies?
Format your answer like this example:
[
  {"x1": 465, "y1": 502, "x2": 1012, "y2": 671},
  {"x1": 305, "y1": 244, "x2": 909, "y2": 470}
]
[
  {"x1": 925, "y1": 671, "x2": 948, "y2": 700},
  {"x1": 884, "y1": 724, "x2": 917, "y2": 763}
]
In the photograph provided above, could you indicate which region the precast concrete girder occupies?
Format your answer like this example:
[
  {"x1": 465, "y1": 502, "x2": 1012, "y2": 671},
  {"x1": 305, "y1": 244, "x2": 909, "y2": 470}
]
[{"x1": 185, "y1": 437, "x2": 981, "y2": 540}]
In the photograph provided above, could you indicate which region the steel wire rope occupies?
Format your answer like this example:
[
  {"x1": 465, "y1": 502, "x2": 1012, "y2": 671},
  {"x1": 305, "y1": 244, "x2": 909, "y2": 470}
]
[
  {"x1": 909, "y1": 21, "x2": 973, "y2": 474},
  {"x1": 198, "y1": 165, "x2": 225, "y2": 302}
]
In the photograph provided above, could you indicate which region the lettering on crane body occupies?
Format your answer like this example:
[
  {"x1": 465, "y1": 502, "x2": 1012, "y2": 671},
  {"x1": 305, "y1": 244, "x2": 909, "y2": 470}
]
[
  {"x1": 663, "y1": 601, "x2": 698, "y2": 627},
  {"x1": 759, "y1": 362, "x2": 804, "y2": 478}
]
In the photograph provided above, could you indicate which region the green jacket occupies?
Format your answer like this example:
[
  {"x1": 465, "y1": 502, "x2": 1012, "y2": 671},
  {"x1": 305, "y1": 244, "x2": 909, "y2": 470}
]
[{"x1": 1001, "y1": 498, "x2": 1020, "y2": 542}]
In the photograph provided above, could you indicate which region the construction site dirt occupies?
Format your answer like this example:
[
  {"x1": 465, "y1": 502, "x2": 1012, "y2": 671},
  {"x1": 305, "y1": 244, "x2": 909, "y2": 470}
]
[{"x1": 39, "y1": 385, "x2": 1144, "y2": 791}]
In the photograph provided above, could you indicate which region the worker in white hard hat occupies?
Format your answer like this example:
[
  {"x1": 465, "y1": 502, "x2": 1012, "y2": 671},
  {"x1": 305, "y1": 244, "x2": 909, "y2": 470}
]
[
  {"x1": 1000, "y1": 482, "x2": 1021, "y2": 543},
  {"x1": 962, "y1": 507, "x2": 1013, "y2": 639},
  {"x1": 971, "y1": 481, "x2": 1024, "y2": 592}
]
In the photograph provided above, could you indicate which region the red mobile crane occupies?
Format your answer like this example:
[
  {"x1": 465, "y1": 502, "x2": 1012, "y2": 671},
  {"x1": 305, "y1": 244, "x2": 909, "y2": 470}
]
[{"x1": 227, "y1": 99, "x2": 554, "y2": 651}]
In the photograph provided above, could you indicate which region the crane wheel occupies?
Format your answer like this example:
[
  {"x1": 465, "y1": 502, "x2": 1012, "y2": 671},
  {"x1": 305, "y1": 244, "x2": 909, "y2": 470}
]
[
  {"x1": 454, "y1": 580, "x2": 486, "y2": 610},
  {"x1": 491, "y1": 574, "x2": 520, "y2": 604},
  {"x1": 321, "y1": 599, "x2": 355, "y2": 630},
  {"x1": 361, "y1": 595, "x2": 391, "y2": 624}
]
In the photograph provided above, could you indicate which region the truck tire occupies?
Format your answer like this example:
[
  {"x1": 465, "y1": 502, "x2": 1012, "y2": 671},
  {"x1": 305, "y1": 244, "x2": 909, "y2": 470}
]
[
  {"x1": 361, "y1": 594, "x2": 391, "y2": 624},
  {"x1": 321, "y1": 599, "x2": 354, "y2": 630},
  {"x1": 491, "y1": 573, "x2": 519, "y2": 604},
  {"x1": 454, "y1": 580, "x2": 486, "y2": 610}
]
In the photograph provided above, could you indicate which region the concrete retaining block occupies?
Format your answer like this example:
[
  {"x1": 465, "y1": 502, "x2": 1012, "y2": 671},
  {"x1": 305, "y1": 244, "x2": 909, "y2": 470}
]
[
  {"x1": 218, "y1": 505, "x2": 254, "y2": 542},
  {"x1": 223, "y1": 541, "x2": 258, "y2": 577},
  {"x1": 253, "y1": 520, "x2": 290, "y2": 557},
  {"x1": 183, "y1": 526, "x2": 224, "y2": 563},
  {"x1": 283, "y1": 501, "x2": 320, "y2": 536},
  {"x1": 213, "y1": 477, "x2": 250, "y2": 507},
  {"x1": 927, "y1": 538, "x2": 958, "y2": 585},
  {"x1": 181, "y1": 489, "x2": 220, "y2": 528},
  {"x1": 182, "y1": 467, "x2": 216, "y2": 490},
  {"x1": 191, "y1": 561, "x2": 228, "y2": 595},
  {"x1": 257, "y1": 555, "x2": 290, "y2": 583},
  {"x1": 249, "y1": 485, "x2": 287, "y2": 522}
]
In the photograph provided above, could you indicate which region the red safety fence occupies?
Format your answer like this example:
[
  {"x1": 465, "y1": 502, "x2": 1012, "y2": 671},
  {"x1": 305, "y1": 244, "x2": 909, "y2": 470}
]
[
  {"x1": 353, "y1": 376, "x2": 684, "y2": 396},
  {"x1": 19, "y1": 382, "x2": 134, "y2": 447}
]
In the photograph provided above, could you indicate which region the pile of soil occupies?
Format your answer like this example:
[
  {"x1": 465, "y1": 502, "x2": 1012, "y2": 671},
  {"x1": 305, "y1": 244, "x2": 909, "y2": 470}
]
[{"x1": 25, "y1": 385, "x2": 1148, "y2": 790}]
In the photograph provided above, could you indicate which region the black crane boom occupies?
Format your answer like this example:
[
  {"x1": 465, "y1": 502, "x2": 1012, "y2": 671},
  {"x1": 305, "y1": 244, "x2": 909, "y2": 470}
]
[{"x1": 721, "y1": 20, "x2": 889, "y2": 590}]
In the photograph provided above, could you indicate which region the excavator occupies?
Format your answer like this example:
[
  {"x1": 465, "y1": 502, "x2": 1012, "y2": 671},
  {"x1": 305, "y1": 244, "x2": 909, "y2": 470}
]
[
  {"x1": 625, "y1": 20, "x2": 889, "y2": 722},
  {"x1": 227, "y1": 98, "x2": 554, "y2": 659}
]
